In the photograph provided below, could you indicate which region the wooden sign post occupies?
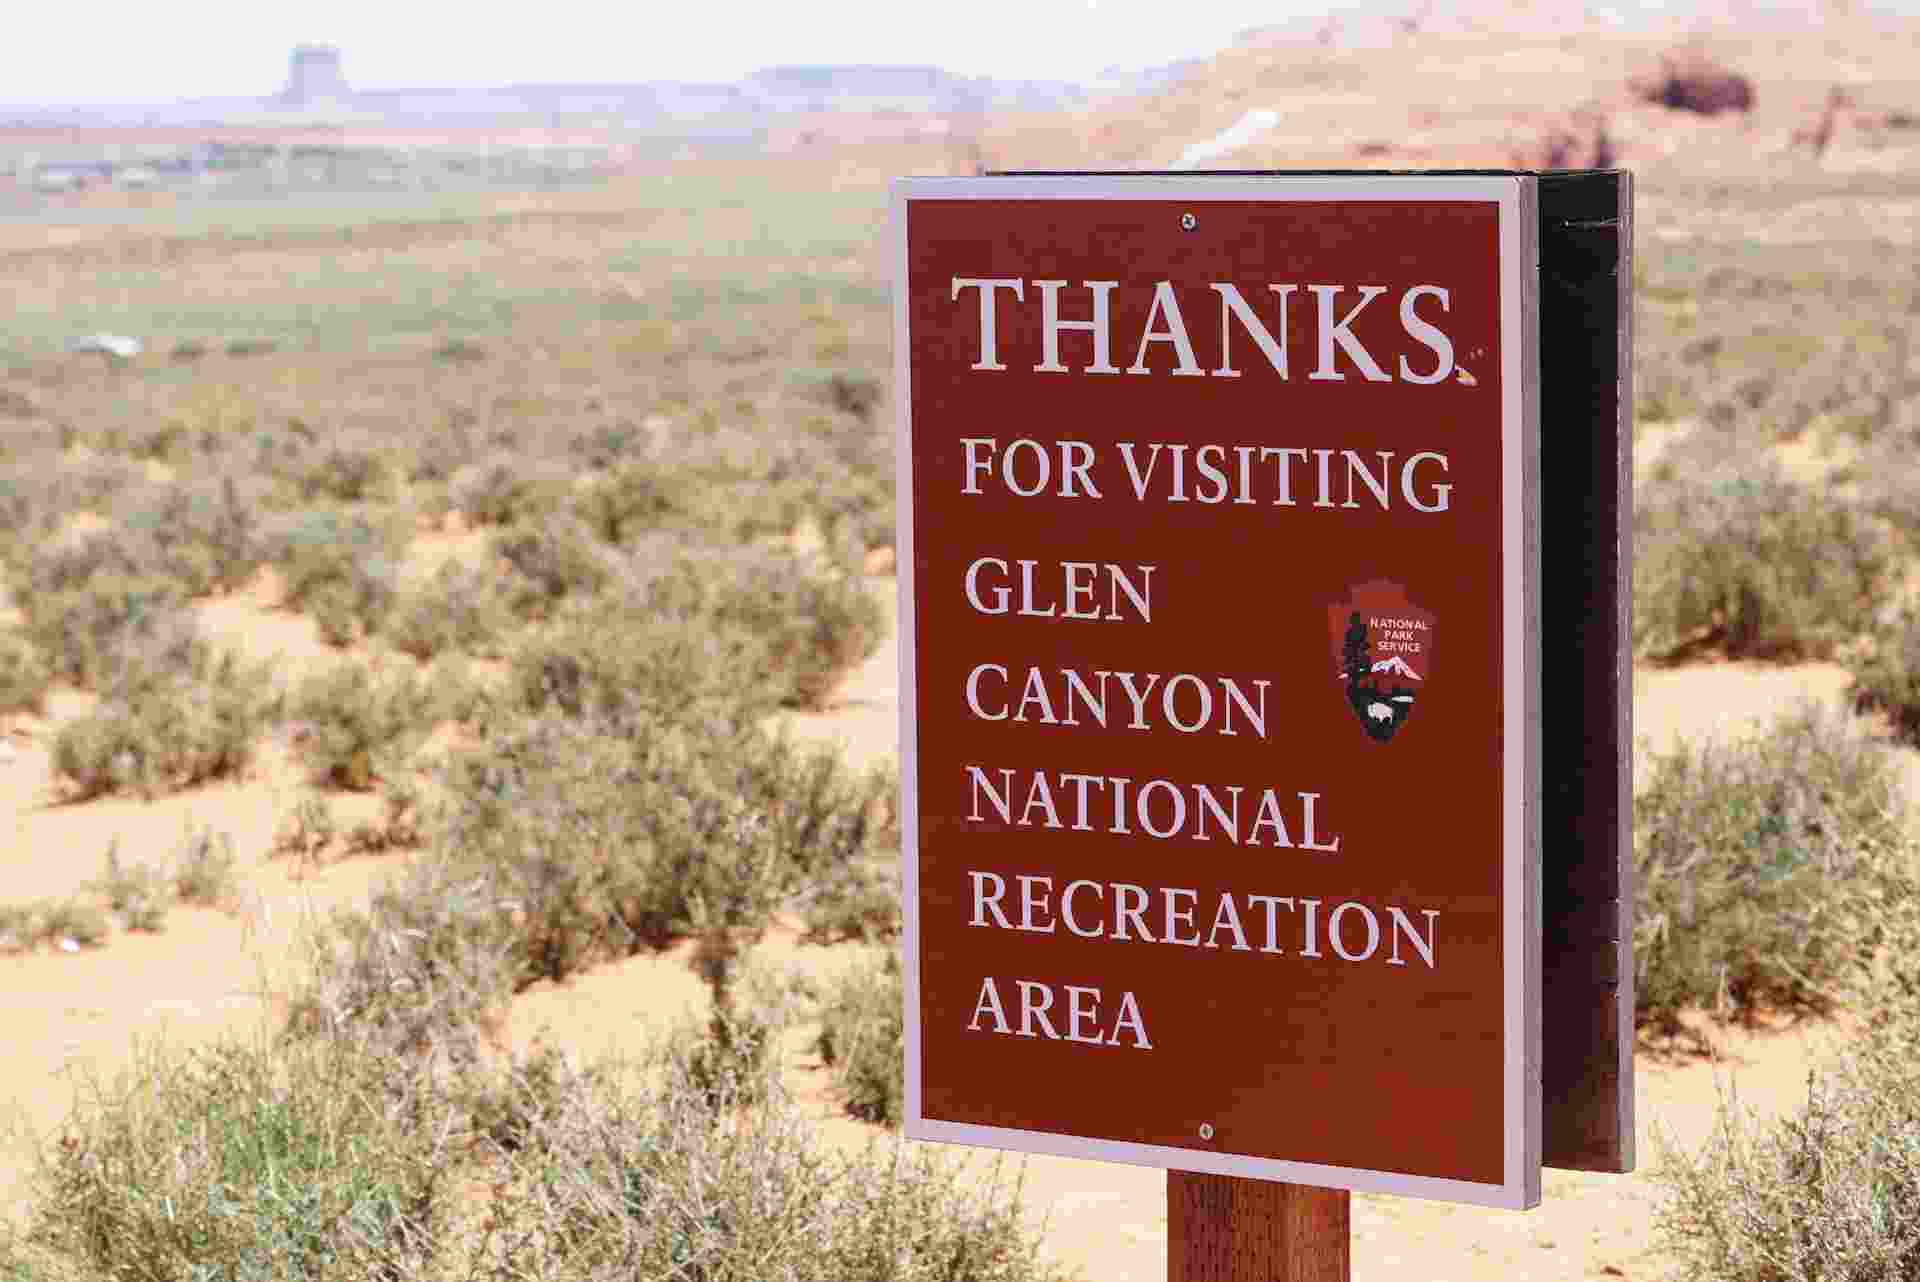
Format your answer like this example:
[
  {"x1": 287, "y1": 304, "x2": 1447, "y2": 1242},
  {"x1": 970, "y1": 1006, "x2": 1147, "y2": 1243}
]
[{"x1": 892, "y1": 169, "x2": 1631, "y2": 1276}]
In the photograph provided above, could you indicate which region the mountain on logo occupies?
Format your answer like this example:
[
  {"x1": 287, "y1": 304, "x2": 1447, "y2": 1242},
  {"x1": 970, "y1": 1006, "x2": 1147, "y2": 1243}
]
[{"x1": 1369, "y1": 655, "x2": 1423, "y2": 681}]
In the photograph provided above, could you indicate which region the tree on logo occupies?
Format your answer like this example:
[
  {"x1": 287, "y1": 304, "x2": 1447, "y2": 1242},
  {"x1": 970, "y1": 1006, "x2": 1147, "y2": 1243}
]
[{"x1": 1342, "y1": 611, "x2": 1371, "y2": 693}]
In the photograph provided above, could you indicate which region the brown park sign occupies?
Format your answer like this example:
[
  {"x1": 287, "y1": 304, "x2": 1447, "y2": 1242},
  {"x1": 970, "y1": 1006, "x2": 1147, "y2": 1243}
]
[
  {"x1": 892, "y1": 173, "x2": 1542, "y2": 1210},
  {"x1": 893, "y1": 173, "x2": 1632, "y2": 1213}
]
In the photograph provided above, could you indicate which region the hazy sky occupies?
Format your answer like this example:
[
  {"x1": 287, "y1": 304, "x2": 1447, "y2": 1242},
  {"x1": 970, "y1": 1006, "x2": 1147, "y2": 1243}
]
[{"x1": 6, "y1": 0, "x2": 1331, "y2": 106}]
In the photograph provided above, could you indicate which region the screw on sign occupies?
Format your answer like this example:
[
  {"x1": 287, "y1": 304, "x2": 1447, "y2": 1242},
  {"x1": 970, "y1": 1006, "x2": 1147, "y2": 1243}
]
[{"x1": 892, "y1": 169, "x2": 1635, "y2": 1280}]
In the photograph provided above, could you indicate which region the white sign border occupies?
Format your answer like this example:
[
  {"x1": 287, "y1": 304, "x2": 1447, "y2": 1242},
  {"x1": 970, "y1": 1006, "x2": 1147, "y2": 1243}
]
[{"x1": 890, "y1": 172, "x2": 1543, "y2": 1212}]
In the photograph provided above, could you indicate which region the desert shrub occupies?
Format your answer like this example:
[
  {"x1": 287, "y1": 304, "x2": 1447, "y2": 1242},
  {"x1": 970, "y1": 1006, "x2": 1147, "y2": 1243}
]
[
  {"x1": 170, "y1": 823, "x2": 240, "y2": 908},
  {"x1": 1655, "y1": 989, "x2": 1920, "y2": 1282},
  {"x1": 426, "y1": 709, "x2": 891, "y2": 986},
  {"x1": 340, "y1": 789, "x2": 427, "y2": 857},
  {"x1": 284, "y1": 854, "x2": 523, "y2": 1063},
  {"x1": 800, "y1": 847, "x2": 902, "y2": 943},
  {"x1": 646, "y1": 543, "x2": 885, "y2": 709},
  {"x1": 86, "y1": 839, "x2": 173, "y2": 933},
  {"x1": 0, "y1": 1032, "x2": 464, "y2": 1282},
  {"x1": 1850, "y1": 606, "x2": 1920, "y2": 742},
  {"x1": 116, "y1": 473, "x2": 264, "y2": 596},
  {"x1": 283, "y1": 433, "x2": 396, "y2": 505},
  {"x1": 448, "y1": 452, "x2": 571, "y2": 527},
  {"x1": 823, "y1": 370, "x2": 883, "y2": 421},
  {"x1": 18, "y1": 522, "x2": 145, "y2": 598},
  {"x1": 0, "y1": 902, "x2": 37, "y2": 954},
  {"x1": 508, "y1": 599, "x2": 785, "y2": 726},
  {"x1": 404, "y1": 413, "x2": 480, "y2": 486},
  {"x1": 571, "y1": 458, "x2": 696, "y2": 543},
  {"x1": 492, "y1": 512, "x2": 612, "y2": 619},
  {"x1": 487, "y1": 1046, "x2": 1055, "y2": 1282},
  {"x1": 565, "y1": 419, "x2": 653, "y2": 473},
  {"x1": 260, "y1": 506, "x2": 406, "y2": 645},
  {"x1": 676, "y1": 933, "x2": 792, "y2": 1110},
  {"x1": 0, "y1": 900, "x2": 109, "y2": 954},
  {"x1": 815, "y1": 948, "x2": 906, "y2": 1124},
  {"x1": 1634, "y1": 703, "x2": 1915, "y2": 1029},
  {"x1": 20, "y1": 570, "x2": 190, "y2": 690},
  {"x1": 0, "y1": 630, "x2": 51, "y2": 713},
  {"x1": 0, "y1": 1026, "x2": 1058, "y2": 1282},
  {"x1": 286, "y1": 661, "x2": 441, "y2": 790},
  {"x1": 51, "y1": 630, "x2": 274, "y2": 800},
  {"x1": 433, "y1": 337, "x2": 486, "y2": 364},
  {"x1": 38, "y1": 901, "x2": 110, "y2": 950},
  {"x1": 387, "y1": 559, "x2": 514, "y2": 660},
  {"x1": 0, "y1": 456, "x2": 146, "y2": 558},
  {"x1": 1634, "y1": 459, "x2": 1895, "y2": 658}
]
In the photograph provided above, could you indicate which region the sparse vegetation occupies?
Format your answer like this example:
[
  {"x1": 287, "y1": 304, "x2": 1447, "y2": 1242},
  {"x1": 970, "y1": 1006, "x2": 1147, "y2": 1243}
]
[
  {"x1": 51, "y1": 625, "x2": 275, "y2": 800},
  {"x1": 6, "y1": 128, "x2": 1920, "y2": 1280},
  {"x1": 170, "y1": 823, "x2": 241, "y2": 909},
  {"x1": 0, "y1": 1017, "x2": 1059, "y2": 1282},
  {"x1": 387, "y1": 559, "x2": 513, "y2": 660},
  {"x1": 86, "y1": 840, "x2": 173, "y2": 933},
  {"x1": 1633, "y1": 703, "x2": 1915, "y2": 1031},
  {"x1": 261, "y1": 506, "x2": 407, "y2": 645},
  {"x1": 816, "y1": 947, "x2": 907, "y2": 1124},
  {"x1": 1633, "y1": 460, "x2": 1896, "y2": 660},
  {"x1": 1849, "y1": 606, "x2": 1920, "y2": 742},
  {"x1": 286, "y1": 661, "x2": 442, "y2": 790}
]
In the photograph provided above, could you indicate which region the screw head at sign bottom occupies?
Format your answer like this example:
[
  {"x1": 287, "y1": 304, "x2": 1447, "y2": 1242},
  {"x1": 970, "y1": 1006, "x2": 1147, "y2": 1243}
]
[
  {"x1": 1198, "y1": 1123, "x2": 1215, "y2": 1141},
  {"x1": 1180, "y1": 212, "x2": 1197, "y2": 231}
]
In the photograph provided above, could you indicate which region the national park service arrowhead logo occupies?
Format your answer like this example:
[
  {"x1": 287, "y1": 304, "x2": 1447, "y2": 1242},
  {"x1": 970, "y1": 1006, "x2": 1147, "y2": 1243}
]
[{"x1": 1328, "y1": 581, "x2": 1435, "y2": 744}]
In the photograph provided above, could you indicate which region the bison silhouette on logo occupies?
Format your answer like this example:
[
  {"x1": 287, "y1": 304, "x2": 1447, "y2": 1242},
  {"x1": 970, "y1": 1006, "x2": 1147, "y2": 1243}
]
[{"x1": 1327, "y1": 581, "x2": 1436, "y2": 744}]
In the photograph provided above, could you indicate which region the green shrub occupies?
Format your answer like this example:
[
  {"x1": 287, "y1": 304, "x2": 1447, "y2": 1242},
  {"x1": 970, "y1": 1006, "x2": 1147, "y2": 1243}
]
[
  {"x1": 171, "y1": 823, "x2": 241, "y2": 908},
  {"x1": 1634, "y1": 460, "x2": 1896, "y2": 659},
  {"x1": 262, "y1": 507, "x2": 406, "y2": 645},
  {"x1": 432, "y1": 337, "x2": 487, "y2": 364},
  {"x1": 0, "y1": 1026, "x2": 1059, "y2": 1282},
  {"x1": 22, "y1": 570, "x2": 191, "y2": 689},
  {"x1": 676, "y1": 932, "x2": 790, "y2": 1110},
  {"x1": 0, "y1": 900, "x2": 110, "y2": 954},
  {"x1": 507, "y1": 600, "x2": 785, "y2": 726},
  {"x1": 39, "y1": 901, "x2": 109, "y2": 950},
  {"x1": 0, "y1": 902, "x2": 38, "y2": 954},
  {"x1": 822, "y1": 371, "x2": 883, "y2": 422},
  {"x1": 0, "y1": 630, "x2": 51, "y2": 713},
  {"x1": 815, "y1": 948, "x2": 906, "y2": 1125},
  {"x1": 86, "y1": 839, "x2": 173, "y2": 933},
  {"x1": 571, "y1": 459, "x2": 693, "y2": 543},
  {"x1": 449, "y1": 453, "x2": 570, "y2": 527},
  {"x1": 492, "y1": 513, "x2": 611, "y2": 619},
  {"x1": 490, "y1": 1047, "x2": 1057, "y2": 1282},
  {"x1": 1634, "y1": 703, "x2": 1915, "y2": 1029},
  {"x1": 286, "y1": 661, "x2": 441, "y2": 791},
  {"x1": 117, "y1": 474, "x2": 264, "y2": 596},
  {"x1": 284, "y1": 854, "x2": 523, "y2": 1063},
  {"x1": 1849, "y1": 606, "x2": 1920, "y2": 742},
  {"x1": 1655, "y1": 1010, "x2": 1920, "y2": 1282},
  {"x1": 645, "y1": 543, "x2": 885, "y2": 709},
  {"x1": 801, "y1": 847, "x2": 903, "y2": 943},
  {"x1": 387, "y1": 559, "x2": 513, "y2": 661},
  {"x1": 51, "y1": 633, "x2": 274, "y2": 800},
  {"x1": 0, "y1": 1032, "x2": 462, "y2": 1282},
  {"x1": 285, "y1": 435, "x2": 396, "y2": 505},
  {"x1": 424, "y1": 709, "x2": 891, "y2": 988},
  {"x1": 0, "y1": 457, "x2": 146, "y2": 557}
]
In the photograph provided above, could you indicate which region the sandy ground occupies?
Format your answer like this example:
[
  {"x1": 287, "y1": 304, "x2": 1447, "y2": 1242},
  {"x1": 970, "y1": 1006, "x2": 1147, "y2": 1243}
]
[{"x1": 2, "y1": 549, "x2": 1914, "y2": 1278}]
